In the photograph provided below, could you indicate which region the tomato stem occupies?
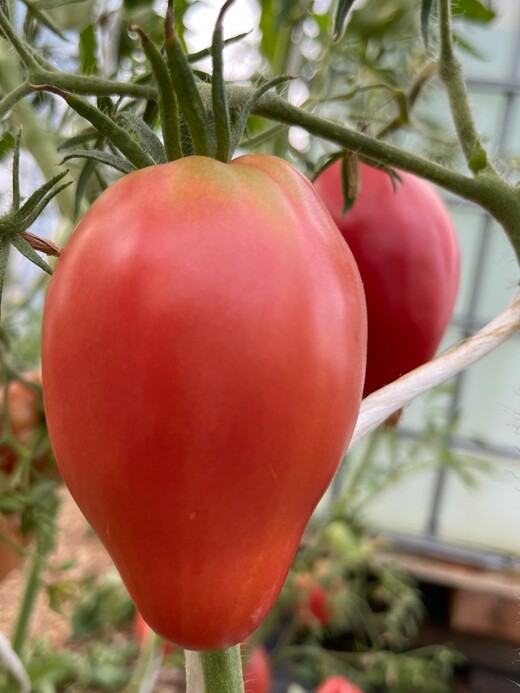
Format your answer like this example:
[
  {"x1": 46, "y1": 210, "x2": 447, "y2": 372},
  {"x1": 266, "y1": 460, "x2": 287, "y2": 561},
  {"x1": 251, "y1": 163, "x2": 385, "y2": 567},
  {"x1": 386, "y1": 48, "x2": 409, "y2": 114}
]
[
  {"x1": 186, "y1": 646, "x2": 245, "y2": 693},
  {"x1": 437, "y1": 0, "x2": 494, "y2": 175}
]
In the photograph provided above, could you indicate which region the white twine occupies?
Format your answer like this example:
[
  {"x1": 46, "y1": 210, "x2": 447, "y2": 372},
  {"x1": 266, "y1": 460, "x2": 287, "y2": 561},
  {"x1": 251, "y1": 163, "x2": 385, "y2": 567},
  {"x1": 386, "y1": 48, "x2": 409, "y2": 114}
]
[
  {"x1": 0, "y1": 631, "x2": 31, "y2": 693},
  {"x1": 350, "y1": 287, "x2": 520, "y2": 447}
]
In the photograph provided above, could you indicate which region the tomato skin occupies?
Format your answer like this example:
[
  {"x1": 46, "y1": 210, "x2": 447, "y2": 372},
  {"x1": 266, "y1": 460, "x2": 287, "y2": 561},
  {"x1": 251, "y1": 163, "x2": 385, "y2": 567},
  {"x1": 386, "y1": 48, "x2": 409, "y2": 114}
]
[
  {"x1": 243, "y1": 646, "x2": 271, "y2": 693},
  {"x1": 314, "y1": 162, "x2": 459, "y2": 396},
  {"x1": 316, "y1": 675, "x2": 365, "y2": 693},
  {"x1": 42, "y1": 154, "x2": 367, "y2": 650},
  {"x1": 134, "y1": 610, "x2": 176, "y2": 654}
]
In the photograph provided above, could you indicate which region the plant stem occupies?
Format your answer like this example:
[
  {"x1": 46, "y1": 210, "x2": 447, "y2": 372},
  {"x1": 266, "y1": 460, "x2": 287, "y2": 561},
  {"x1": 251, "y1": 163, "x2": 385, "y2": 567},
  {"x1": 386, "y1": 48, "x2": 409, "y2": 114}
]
[
  {"x1": 10, "y1": 546, "x2": 43, "y2": 653},
  {"x1": 186, "y1": 646, "x2": 245, "y2": 693},
  {"x1": 437, "y1": 0, "x2": 495, "y2": 172}
]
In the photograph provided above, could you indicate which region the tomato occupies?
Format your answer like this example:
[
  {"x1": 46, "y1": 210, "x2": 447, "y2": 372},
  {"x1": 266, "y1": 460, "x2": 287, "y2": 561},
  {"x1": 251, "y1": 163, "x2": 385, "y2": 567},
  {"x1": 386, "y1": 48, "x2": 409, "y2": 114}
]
[
  {"x1": 0, "y1": 372, "x2": 48, "y2": 475},
  {"x1": 314, "y1": 161, "x2": 459, "y2": 396},
  {"x1": 0, "y1": 513, "x2": 30, "y2": 581},
  {"x1": 134, "y1": 610, "x2": 176, "y2": 654},
  {"x1": 316, "y1": 675, "x2": 365, "y2": 693},
  {"x1": 294, "y1": 572, "x2": 330, "y2": 626},
  {"x1": 243, "y1": 646, "x2": 271, "y2": 693},
  {"x1": 42, "y1": 154, "x2": 367, "y2": 650}
]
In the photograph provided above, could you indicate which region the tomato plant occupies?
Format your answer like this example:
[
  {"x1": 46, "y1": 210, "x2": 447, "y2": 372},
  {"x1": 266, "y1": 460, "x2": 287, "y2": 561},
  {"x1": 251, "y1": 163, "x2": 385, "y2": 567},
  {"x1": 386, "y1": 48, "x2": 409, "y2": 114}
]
[
  {"x1": 42, "y1": 153, "x2": 368, "y2": 650},
  {"x1": 314, "y1": 161, "x2": 460, "y2": 396},
  {"x1": 316, "y1": 675, "x2": 365, "y2": 693}
]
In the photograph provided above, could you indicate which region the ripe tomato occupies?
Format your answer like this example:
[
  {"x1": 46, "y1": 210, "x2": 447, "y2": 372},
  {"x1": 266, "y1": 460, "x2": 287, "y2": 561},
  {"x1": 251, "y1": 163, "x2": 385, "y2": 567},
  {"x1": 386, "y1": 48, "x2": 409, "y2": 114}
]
[
  {"x1": 0, "y1": 372, "x2": 48, "y2": 475},
  {"x1": 243, "y1": 646, "x2": 271, "y2": 693},
  {"x1": 42, "y1": 154, "x2": 367, "y2": 650},
  {"x1": 134, "y1": 610, "x2": 176, "y2": 654},
  {"x1": 316, "y1": 675, "x2": 365, "y2": 693},
  {"x1": 314, "y1": 161, "x2": 459, "y2": 396},
  {"x1": 293, "y1": 571, "x2": 330, "y2": 626}
]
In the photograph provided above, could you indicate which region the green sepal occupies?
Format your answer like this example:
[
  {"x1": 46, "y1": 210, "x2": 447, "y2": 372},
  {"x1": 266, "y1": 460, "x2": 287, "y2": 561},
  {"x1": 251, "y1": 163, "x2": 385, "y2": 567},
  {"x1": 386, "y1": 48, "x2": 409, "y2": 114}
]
[
  {"x1": 340, "y1": 152, "x2": 360, "y2": 214},
  {"x1": 129, "y1": 24, "x2": 182, "y2": 162},
  {"x1": 164, "y1": 5, "x2": 212, "y2": 157},
  {"x1": 211, "y1": 0, "x2": 234, "y2": 163},
  {"x1": 118, "y1": 112, "x2": 167, "y2": 164},
  {"x1": 61, "y1": 91, "x2": 156, "y2": 170},
  {"x1": 59, "y1": 147, "x2": 136, "y2": 174},
  {"x1": 232, "y1": 75, "x2": 293, "y2": 153},
  {"x1": 15, "y1": 169, "x2": 70, "y2": 227},
  {"x1": 11, "y1": 234, "x2": 53, "y2": 275}
]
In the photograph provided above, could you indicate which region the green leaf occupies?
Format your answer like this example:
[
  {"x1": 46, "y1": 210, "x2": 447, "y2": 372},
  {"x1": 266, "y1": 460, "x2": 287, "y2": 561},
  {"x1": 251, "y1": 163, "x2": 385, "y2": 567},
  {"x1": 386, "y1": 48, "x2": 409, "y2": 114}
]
[
  {"x1": 60, "y1": 147, "x2": 136, "y2": 173},
  {"x1": 333, "y1": 0, "x2": 357, "y2": 41},
  {"x1": 79, "y1": 23, "x2": 98, "y2": 74},
  {"x1": 421, "y1": 0, "x2": 435, "y2": 47},
  {"x1": 11, "y1": 234, "x2": 53, "y2": 275},
  {"x1": 0, "y1": 132, "x2": 15, "y2": 160},
  {"x1": 451, "y1": 0, "x2": 495, "y2": 23},
  {"x1": 118, "y1": 112, "x2": 166, "y2": 164}
]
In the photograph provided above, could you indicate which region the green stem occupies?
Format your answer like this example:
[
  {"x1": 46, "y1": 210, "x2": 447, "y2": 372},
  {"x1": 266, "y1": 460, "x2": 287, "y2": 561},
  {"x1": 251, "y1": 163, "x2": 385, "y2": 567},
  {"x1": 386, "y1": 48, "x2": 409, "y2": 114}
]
[
  {"x1": 186, "y1": 646, "x2": 244, "y2": 693},
  {"x1": 0, "y1": 8, "x2": 39, "y2": 69},
  {"x1": 10, "y1": 546, "x2": 43, "y2": 653},
  {"x1": 437, "y1": 0, "x2": 494, "y2": 172},
  {"x1": 30, "y1": 70, "x2": 154, "y2": 100}
]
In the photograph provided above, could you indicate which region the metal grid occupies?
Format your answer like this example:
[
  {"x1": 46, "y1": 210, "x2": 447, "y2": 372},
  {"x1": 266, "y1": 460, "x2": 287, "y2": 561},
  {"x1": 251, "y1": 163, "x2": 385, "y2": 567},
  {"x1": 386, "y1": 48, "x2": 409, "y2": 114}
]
[{"x1": 385, "y1": 6, "x2": 520, "y2": 568}]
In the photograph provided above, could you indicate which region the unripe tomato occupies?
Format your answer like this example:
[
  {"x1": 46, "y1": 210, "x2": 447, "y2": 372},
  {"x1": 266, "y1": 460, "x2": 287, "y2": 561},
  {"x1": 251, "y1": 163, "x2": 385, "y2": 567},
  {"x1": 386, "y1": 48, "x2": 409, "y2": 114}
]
[
  {"x1": 42, "y1": 154, "x2": 367, "y2": 650},
  {"x1": 314, "y1": 162, "x2": 459, "y2": 396},
  {"x1": 243, "y1": 646, "x2": 271, "y2": 693},
  {"x1": 316, "y1": 675, "x2": 365, "y2": 693}
]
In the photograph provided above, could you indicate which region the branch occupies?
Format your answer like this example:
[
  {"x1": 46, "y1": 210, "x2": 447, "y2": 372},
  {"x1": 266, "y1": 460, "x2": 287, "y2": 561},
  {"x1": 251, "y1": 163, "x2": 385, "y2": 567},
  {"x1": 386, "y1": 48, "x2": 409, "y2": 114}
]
[{"x1": 350, "y1": 288, "x2": 520, "y2": 446}]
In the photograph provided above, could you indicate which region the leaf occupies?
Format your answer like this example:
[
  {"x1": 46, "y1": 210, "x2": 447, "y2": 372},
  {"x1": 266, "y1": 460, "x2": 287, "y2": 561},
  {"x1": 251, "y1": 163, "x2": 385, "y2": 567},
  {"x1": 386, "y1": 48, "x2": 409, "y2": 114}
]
[
  {"x1": 333, "y1": 0, "x2": 357, "y2": 41},
  {"x1": 421, "y1": 0, "x2": 435, "y2": 47},
  {"x1": 60, "y1": 147, "x2": 136, "y2": 173},
  {"x1": 79, "y1": 23, "x2": 98, "y2": 74},
  {"x1": 118, "y1": 112, "x2": 166, "y2": 164},
  {"x1": 451, "y1": 0, "x2": 495, "y2": 24},
  {"x1": 0, "y1": 132, "x2": 15, "y2": 160},
  {"x1": 11, "y1": 234, "x2": 53, "y2": 275}
]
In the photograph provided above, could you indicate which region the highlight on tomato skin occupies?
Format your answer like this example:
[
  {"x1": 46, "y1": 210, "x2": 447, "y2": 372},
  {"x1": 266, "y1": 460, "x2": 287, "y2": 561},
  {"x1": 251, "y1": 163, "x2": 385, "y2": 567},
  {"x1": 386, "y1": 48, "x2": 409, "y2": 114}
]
[
  {"x1": 314, "y1": 161, "x2": 460, "y2": 397},
  {"x1": 316, "y1": 674, "x2": 366, "y2": 693},
  {"x1": 41, "y1": 153, "x2": 368, "y2": 651}
]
